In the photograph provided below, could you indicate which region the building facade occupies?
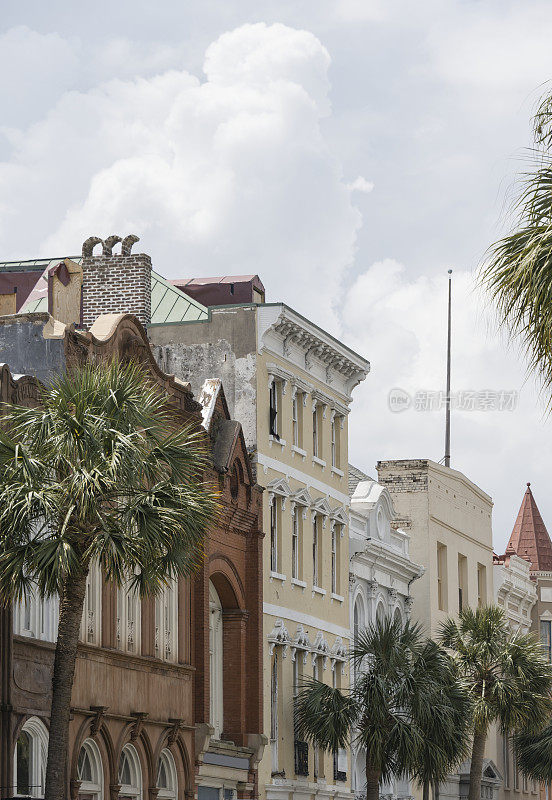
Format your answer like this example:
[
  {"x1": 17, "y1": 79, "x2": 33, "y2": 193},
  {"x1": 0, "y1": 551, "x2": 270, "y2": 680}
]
[
  {"x1": 0, "y1": 240, "x2": 265, "y2": 800},
  {"x1": 375, "y1": 459, "x2": 500, "y2": 800},
  {"x1": 348, "y1": 466, "x2": 423, "y2": 800},
  {"x1": 147, "y1": 280, "x2": 370, "y2": 800}
]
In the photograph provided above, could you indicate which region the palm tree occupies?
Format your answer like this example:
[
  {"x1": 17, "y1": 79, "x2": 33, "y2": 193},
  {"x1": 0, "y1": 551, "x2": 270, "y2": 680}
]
[
  {"x1": 411, "y1": 652, "x2": 471, "y2": 800},
  {"x1": 514, "y1": 721, "x2": 552, "y2": 783},
  {"x1": 0, "y1": 360, "x2": 219, "y2": 800},
  {"x1": 481, "y1": 88, "x2": 552, "y2": 396},
  {"x1": 439, "y1": 605, "x2": 552, "y2": 800},
  {"x1": 294, "y1": 616, "x2": 468, "y2": 800}
]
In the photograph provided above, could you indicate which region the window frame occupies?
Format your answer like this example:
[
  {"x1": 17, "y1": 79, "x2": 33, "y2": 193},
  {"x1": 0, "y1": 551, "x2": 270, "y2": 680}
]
[
  {"x1": 13, "y1": 716, "x2": 49, "y2": 799},
  {"x1": 157, "y1": 749, "x2": 178, "y2": 800},
  {"x1": 270, "y1": 497, "x2": 279, "y2": 573},
  {"x1": 312, "y1": 514, "x2": 319, "y2": 588},
  {"x1": 118, "y1": 743, "x2": 143, "y2": 800},
  {"x1": 155, "y1": 576, "x2": 178, "y2": 663}
]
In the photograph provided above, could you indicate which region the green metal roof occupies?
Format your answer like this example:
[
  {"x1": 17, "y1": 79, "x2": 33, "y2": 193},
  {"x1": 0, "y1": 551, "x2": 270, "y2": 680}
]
[{"x1": 0, "y1": 257, "x2": 209, "y2": 323}]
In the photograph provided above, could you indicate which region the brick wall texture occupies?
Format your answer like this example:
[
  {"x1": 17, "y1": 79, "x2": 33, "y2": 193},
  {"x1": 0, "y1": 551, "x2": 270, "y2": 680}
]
[{"x1": 81, "y1": 253, "x2": 152, "y2": 328}]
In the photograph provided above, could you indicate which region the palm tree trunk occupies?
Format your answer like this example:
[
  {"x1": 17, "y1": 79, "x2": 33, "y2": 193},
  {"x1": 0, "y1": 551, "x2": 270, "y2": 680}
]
[
  {"x1": 45, "y1": 570, "x2": 88, "y2": 800},
  {"x1": 423, "y1": 782, "x2": 430, "y2": 800},
  {"x1": 468, "y1": 729, "x2": 487, "y2": 800},
  {"x1": 365, "y1": 752, "x2": 380, "y2": 800}
]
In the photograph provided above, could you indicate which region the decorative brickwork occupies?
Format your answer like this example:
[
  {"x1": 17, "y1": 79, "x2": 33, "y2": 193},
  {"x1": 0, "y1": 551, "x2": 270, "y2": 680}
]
[{"x1": 81, "y1": 235, "x2": 151, "y2": 328}]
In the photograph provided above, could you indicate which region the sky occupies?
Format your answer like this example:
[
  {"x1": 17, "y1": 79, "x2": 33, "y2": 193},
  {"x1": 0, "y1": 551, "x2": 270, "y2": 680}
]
[{"x1": 1, "y1": 0, "x2": 552, "y2": 551}]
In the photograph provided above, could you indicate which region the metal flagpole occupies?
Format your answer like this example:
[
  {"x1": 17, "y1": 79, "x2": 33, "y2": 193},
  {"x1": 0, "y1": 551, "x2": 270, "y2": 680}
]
[{"x1": 444, "y1": 269, "x2": 452, "y2": 468}]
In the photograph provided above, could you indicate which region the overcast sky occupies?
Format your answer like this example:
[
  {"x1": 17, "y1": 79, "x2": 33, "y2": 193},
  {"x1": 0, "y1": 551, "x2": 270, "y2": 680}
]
[{"x1": 2, "y1": 0, "x2": 552, "y2": 551}]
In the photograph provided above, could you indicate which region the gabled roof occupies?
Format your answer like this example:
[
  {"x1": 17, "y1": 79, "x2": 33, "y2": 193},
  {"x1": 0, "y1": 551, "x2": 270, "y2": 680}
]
[
  {"x1": 0, "y1": 257, "x2": 209, "y2": 324},
  {"x1": 506, "y1": 483, "x2": 552, "y2": 572}
]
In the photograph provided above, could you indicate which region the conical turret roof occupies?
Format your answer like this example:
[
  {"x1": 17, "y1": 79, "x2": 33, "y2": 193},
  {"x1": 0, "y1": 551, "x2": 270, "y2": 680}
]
[{"x1": 506, "y1": 483, "x2": 552, "y2": 572}]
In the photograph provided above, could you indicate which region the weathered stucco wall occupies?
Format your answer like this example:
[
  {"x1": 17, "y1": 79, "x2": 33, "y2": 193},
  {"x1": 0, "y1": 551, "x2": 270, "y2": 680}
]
[
  {"x1": 149, "y1": 307, "x2": 258, "y2": 450},
  {"x1": 0, "y1": 314, "x2": 66, "y2": 384}
]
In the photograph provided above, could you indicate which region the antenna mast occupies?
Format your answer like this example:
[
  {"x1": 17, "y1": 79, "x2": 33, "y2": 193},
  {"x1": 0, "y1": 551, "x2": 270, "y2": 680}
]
[{"x1": 444, "y1": 269, "x2": 452, "y2": 468}]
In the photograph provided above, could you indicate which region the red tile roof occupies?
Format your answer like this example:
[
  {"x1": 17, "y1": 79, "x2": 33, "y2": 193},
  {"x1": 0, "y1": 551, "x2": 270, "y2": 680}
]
[{"x1": 505, "y1": 483, "x2": 552, "y2": 572}]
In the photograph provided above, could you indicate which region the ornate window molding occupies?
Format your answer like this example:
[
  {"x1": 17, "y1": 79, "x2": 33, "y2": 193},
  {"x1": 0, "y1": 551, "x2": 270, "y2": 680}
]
[
  {"x1": 155, "y1": 577, "x2": 178, "y2": 663},
  {"x1": 80, "y1": 561, "x2": 102, "y2": 646},
  {"x1": 291, "y1": 624, "x2": 312, "y2": 663},
  {"x1": 268, "y1": 618, "x2": 292, "y2": 657},
  {"x1": 116, "y1": 581, "x2": 141, "y2": 655},
  {"x1": 311, "y1": 631, "x2": 330, "y2": 669}
]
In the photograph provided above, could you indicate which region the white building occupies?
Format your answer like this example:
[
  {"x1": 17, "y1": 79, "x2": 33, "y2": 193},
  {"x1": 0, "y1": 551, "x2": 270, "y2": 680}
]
[{"x1": 348, "y1": 465, "x2": 424, "y2": 800}]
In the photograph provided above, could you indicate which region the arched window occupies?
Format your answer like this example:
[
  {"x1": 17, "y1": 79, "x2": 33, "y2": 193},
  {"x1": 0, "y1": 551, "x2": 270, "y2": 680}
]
[
  {"x1": 353, "y1": 596, "x2": 365, "y2": 648},
  {"x1": 77, "y1": 738, "x2": 103, "y2": 800},
  {"x1": 157, "y1": 749, "x2": 178, "y2": 800},
  {"x1": 209, "y1": 581, "x2": 223, "y2": 739},
  {"x1": 13, "y1": 717, "x2": 48, "y2": 798},
  {"x1": 155, "y1": 577, "x2": 178, "y2": 662},
  {"x1": 13, "y1": 589, "x2": 59, "y2": 642},
  {"x1": 393, "y1": 607, "x2": 403, "y2": 628},
  {"x1": 376, "y1": 601, "x2": 386, "y2": 626},
  {"x1": 118, "y1": 744, "x2": 142, "y2": 800},
  {"x1": 80, "y1": 562, "x2": 102, "y2": 645}
]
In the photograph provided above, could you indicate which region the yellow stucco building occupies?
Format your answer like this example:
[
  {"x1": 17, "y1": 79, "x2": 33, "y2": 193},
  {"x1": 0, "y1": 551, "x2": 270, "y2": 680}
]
[{"x1": 149, "y1": 284, "x2": 369, "y2": 800}]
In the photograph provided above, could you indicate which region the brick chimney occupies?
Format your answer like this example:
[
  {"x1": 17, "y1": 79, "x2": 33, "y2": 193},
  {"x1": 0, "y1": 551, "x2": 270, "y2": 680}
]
[{"x1": 81, "y1": 235, "x2": 151, "y2": 328}]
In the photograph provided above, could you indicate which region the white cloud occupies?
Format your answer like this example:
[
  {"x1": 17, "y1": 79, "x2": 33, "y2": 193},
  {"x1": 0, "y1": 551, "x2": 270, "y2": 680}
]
[
  {"x1": 0, "y1": 22, "x2": 359, "y2": 333},
  {"x1": 348, "y1": 176, "x2": 374, "y2": 193},
  {"x1": 342, "y1": 260, "x2": 548, "y2": 551}
]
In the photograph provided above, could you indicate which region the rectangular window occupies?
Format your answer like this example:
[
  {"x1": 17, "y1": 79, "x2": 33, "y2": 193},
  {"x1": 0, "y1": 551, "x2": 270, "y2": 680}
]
[
  {"x1": 541, "y1": 619, "x2": 552, "y2": 662},
  {"x1": 271, "y1": 654, "x2": 279, "y2": 773},
  {"x1": 270, "y1": 499, "x2": 279, "y2": 573},
  {"x1": 313, "y1": 656, "x2": 320, "y2": 778},
  {"x1": 269, "y1": 381, "x2": 280, "y2": 439},
  {"x1": 503, "y1": 734, "x2": 510, "y2": 788},
  {"x1": 331, "y1": 416, "x2": 337, "y2": 467},
  {"x1": 292, "y1": 508, "x2": 300, "y2": 580},
  {"x1": 312, "y1": 405, "x2": 318, "y2": 457},
  {"x1": 437, "y1": 542, "x2": 448, "y2": 611},
  {"x1": 477, "y1": 563, "x2": 487, "y2": 607},
  {"x1": 331, "y1": 527, "x2": 338, "y2": 594},
  {"x1": 313, "y1": 514, "x2": 319, "y2": 587},
  {"x1": 292, "y1": 393, "x2": 299, "y2": 446},
  {"x1": 513, "y1": 744, "x2": 519, "y2": 790},
  {"x1": 458, "y1": 554, "x2": 467, "y2": 613}
]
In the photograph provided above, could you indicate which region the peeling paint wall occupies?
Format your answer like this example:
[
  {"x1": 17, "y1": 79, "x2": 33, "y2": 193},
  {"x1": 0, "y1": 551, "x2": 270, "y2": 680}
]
[
  {"x1": 149, "y1": 307, "x2": 258, "y2": 450},
  {"x1": 0, "y1": 315, "x2": 66, "y2": 383}
]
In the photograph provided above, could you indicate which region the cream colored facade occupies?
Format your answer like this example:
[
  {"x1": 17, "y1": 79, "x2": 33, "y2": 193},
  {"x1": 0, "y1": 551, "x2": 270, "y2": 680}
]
[
  {"x1": 376, "y1": 459, "x2": 499, "y2": 800},
  {"x1": 150, "y1": 300, "x2": 369, "y2": 800},
  {"x1": 256, "y1": 305, "x2": 368, "y2": 800}
]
